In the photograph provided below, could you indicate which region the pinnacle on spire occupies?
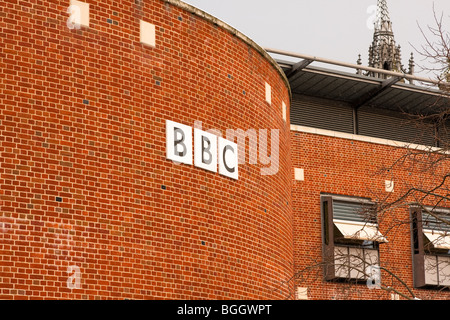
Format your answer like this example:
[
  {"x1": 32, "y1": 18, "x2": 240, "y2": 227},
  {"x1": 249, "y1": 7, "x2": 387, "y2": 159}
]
[
  {"x1": 376, "y1": 0, "x2": 391, "y2": 23},
  {"x1": 361, "y1": 0, "x2": 414, "y2": 80},
  {"x1": 375, "y1": 0, "x2": 392, "y2": 32},
  {"x1": 366, "y1": 0, "x2": 408, "y2": 78}
]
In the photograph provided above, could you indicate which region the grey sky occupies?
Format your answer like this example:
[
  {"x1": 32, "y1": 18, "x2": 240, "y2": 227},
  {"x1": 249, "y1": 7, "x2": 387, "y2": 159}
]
[{"x1": 182, "y1": 0, "x2": 450, "y2": 78}]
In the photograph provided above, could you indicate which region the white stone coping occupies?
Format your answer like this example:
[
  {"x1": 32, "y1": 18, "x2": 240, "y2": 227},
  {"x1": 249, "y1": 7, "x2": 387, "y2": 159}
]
[{"x1": 291, "y1": 124, "x2": 442, "y2": 152}]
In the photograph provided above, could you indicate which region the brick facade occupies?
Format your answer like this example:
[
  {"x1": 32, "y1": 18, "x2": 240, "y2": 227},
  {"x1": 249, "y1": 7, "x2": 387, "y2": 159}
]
[
  {"x1": 1, "y1": 0, "x2": 448, "y2": 301},
  {"x1": 0, "y1": 0, "x2": 293, "y2": 299},
  {"x1": 291, "y1": 130, "x2": 450, "y2": 300}
]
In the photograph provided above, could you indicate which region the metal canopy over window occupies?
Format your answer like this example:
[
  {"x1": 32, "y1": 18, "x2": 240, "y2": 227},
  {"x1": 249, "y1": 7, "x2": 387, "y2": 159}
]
[
  {"x1": 422, "y1": 210, "x2": 450, "y2": 250},
  {"x1": 334, "y1": 220, "x2": 388, "y2": 243},
  {"x1": 423, "y1": 230, "x2": 450, "y2": 250},
  {"x1": 332, "y1": 199, "x2": 387, "y2": 243}
]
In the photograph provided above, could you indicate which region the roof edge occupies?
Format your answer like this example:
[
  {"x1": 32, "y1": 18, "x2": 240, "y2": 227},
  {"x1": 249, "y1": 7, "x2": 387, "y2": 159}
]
[{"x1": 162, "y1": 0, "x2": 292, "y2": 100}]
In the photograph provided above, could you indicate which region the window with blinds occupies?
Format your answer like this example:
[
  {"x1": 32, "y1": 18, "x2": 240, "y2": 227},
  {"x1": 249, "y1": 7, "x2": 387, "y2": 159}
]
[
  {"x1": 422, "y1": 210, "x2": 450, "y2": 233},
  {"x1": 410, "y1": 207, "x2": 450, "y2": 288},
  {"x1": 333, "y1": 200, "x2": 377, "y2": 224},
  {"x1": 321, "y1": 195, "x2": 387, "y2": 282}
]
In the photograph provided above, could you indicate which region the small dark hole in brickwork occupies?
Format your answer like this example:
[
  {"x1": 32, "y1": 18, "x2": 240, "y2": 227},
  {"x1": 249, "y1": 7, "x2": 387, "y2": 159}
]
[
  {"x1": 56, "y1": 197, "x2": 62, "y2": 202},
  {"x1": 201, "y1": 241, "x2": 206, "y2": 245},
  {"x1": 161, "y1": 185, "x2": 166, "y2": 190},
  {"x1": 83, "y1": 99, "x2": 89, "y2": 105}
]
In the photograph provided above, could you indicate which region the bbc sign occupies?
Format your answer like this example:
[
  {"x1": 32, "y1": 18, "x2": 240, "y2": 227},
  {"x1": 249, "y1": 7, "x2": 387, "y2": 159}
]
[{"x1": 166, "y1": 120, "x2": 239, "y2": 180}]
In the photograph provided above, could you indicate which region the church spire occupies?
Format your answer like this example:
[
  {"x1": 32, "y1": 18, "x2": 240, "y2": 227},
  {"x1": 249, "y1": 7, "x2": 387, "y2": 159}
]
[
  {"x1": 374, "y1": 0, "x2": 392, "y2": 32},
  {"x1": 362, "y1": 0, "x2": 414, "y2": 79}
]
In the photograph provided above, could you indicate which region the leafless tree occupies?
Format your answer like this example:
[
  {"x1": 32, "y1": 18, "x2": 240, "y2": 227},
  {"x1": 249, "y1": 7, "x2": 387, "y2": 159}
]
[
  {"x1": 369, "y1": 5, "x2": 450, "y2": 299},
  {"x1": 380, "y1": 5, "x2": 450, "y2": 235},
  {"x1": 283, "y1": 6, "x2": 450, "y2": 301},
  {"x1": 414, "y1": 4, "x2": 450, "y2": 88}
]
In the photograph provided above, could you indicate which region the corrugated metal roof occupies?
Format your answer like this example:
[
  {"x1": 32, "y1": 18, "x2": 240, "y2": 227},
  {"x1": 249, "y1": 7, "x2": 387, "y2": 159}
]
[{"x1": 276, "y1": 59, "x2": 450, "y2": 116}]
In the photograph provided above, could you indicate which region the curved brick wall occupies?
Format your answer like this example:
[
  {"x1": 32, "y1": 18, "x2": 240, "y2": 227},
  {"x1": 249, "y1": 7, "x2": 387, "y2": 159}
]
[{"x1": 0, "y1": 0, "x2": 293, "y2": 299}]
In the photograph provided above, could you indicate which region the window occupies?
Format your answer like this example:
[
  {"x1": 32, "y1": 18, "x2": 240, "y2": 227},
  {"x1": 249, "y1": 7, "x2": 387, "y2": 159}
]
[
  {"x1": 411, "y1": 206, "x2": 450, "y2": 288},
  {"x1": 321, "y1": 195, "x2": 387, "y2": 281}
]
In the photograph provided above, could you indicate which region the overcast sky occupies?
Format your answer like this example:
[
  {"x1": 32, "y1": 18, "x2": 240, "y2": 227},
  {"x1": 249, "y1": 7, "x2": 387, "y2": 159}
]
[{"x1": 182, "y1": 0, "x2": 450, "y2": 78}]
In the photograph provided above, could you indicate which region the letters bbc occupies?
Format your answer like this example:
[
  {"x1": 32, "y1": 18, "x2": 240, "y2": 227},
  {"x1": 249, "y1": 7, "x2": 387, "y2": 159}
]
[
  {"x1": 194, "y1": 128, "x2": 218, "y2": 173},
  {"x1": 166, "y1": 120, "x2": 239, "y2": 180},
  {"x1": 218, "y1": 137, "x2": 238, "y2": 180},
  {"x1": 166, "y1": 120, "x2": 193, "y2": 165}
]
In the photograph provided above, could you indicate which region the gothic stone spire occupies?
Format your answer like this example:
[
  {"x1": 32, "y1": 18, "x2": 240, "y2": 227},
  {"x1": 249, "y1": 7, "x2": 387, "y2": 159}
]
[
  {"x1": 367, "y1": 0, "x2": 404, "y2": 77},
  {"x1": 375, "y1": 0, "x2": 392, "y2": 32}
]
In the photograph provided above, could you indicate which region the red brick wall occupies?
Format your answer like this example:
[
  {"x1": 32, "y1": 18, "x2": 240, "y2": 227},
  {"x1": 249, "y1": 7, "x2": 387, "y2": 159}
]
[
  {"x1": 0, "y1": 0, "x2": 293, "y2": 299},
  {"x1": 291, "y1": 130, "x2": 450, "y2": 300}
]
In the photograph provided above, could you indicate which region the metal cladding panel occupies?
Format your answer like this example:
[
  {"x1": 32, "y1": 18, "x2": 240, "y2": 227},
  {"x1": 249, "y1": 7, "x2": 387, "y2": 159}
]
[
  {"x1": 358, "y1": 106, "x2": 436, "y2": 146},
  {"x1": 438, "y1": 123, "x2": 450, "y2": 148},
  {"x1": 291, "y1": 95, "x2": 354, "y2": 134}
]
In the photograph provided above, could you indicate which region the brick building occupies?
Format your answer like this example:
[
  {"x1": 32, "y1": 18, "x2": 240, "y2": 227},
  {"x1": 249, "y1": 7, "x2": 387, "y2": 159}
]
[
  {"x1": 274, "y1": 0, "x2": 450, "y2": 300},
  {"x1": 0, "y1": 0, "x2": 449, "y2": 300}
]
